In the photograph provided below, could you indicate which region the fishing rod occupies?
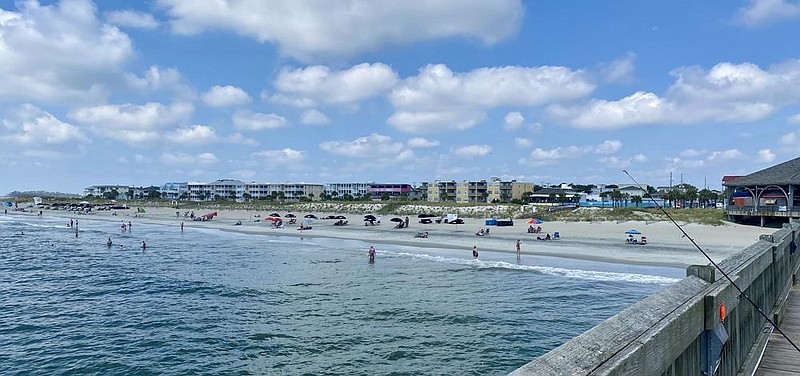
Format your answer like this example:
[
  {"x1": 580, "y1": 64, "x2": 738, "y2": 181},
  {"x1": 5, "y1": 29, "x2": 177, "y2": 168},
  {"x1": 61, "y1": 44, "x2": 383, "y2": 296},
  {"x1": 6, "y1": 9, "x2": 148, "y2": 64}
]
[{"x1": 622, "y1": 170, "x2": 800, "y2": 354}]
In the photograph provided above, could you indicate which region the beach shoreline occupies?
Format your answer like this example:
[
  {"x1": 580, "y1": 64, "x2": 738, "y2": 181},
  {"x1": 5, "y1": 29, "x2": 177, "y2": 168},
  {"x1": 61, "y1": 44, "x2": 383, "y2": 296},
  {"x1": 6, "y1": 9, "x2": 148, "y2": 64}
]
[{"x1": 7, "y1": 206, "x2": 773, "y2": 269}]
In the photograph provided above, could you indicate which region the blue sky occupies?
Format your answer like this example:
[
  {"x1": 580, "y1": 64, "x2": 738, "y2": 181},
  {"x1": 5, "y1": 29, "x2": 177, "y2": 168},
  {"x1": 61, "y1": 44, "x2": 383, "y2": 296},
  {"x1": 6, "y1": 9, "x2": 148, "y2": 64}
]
[{"x1": 1, "y1": 0, "x2": 799, "y2": 195}]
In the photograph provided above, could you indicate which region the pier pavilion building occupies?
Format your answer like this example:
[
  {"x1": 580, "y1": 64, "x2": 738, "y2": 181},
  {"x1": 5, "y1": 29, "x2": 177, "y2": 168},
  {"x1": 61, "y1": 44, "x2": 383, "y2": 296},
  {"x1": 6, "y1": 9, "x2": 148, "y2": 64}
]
[{"x1": 724, "y1": 156, "x2": 800, "y2": 226}]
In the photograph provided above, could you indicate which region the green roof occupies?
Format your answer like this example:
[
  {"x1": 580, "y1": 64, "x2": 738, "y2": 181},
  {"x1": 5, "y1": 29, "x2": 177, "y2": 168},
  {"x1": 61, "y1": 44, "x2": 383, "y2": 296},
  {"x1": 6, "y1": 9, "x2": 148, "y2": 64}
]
[{"x1": 723, "y1": 157, "x2": 800, "y2": 187}]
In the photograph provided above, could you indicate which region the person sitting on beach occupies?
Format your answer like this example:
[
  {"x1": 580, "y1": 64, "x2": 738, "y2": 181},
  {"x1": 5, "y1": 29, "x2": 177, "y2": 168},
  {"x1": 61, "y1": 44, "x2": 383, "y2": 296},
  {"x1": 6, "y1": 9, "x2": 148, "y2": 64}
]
[
  {"x1": 528, "y1": 225, "x2": 534, "y2": 233},
  {"x1": 415, "y1": 231, "x2": 429, "y2": 238},
  {"x1": 545, "y1": 233, "x2": 551, "y2": 240},
  {"x1": 476, "y1": 228, "x2": 485, "y2": 236},
  {"x1": 485, "y1": 228, "x2": 490, "y2": 236},
  {"x1": 536, "y1": 226, "x2": 542, "y2": 233}
]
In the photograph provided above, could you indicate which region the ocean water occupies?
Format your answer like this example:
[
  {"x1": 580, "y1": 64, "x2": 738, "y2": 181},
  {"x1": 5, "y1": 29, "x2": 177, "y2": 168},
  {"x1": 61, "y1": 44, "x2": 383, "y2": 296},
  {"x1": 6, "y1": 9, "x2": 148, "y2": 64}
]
[{"x1": 0, "y1": 215, "x2": 683, "y2": 375}]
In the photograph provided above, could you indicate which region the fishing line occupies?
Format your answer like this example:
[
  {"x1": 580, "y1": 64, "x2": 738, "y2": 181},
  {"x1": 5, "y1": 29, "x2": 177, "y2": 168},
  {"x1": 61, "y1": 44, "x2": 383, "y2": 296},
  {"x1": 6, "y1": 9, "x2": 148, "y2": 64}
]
[{"x1": 622, "y1": 169, "x2": 800, "y2": 353}]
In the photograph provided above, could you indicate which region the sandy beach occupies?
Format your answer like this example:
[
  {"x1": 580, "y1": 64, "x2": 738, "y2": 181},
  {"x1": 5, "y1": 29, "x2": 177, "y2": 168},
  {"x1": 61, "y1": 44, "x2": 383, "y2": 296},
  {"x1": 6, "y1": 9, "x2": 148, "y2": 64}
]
[{"x1": 9, "y1": 204, "x2": 775, "y2": 269}]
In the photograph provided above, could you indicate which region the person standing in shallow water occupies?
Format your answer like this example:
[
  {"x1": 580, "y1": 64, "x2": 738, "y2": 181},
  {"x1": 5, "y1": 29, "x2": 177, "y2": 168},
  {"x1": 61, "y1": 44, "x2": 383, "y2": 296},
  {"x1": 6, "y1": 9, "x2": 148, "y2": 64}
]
[
  {"x1": 472, "y1": 245, "x2": 479, "y2": 259},
  {"x1": 515, "y1": 239, "x2": 521, "y2": 255},
  {"x1": 368, "y1": 245, "x2": 376, "y2": 262}
]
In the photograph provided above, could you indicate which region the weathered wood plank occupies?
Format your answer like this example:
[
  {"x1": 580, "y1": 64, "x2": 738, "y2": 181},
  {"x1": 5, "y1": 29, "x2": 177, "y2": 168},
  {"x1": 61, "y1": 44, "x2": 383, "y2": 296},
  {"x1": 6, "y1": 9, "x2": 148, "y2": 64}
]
[{"x1": 755, "y1": 285, "x2": 800, "y2": 376}]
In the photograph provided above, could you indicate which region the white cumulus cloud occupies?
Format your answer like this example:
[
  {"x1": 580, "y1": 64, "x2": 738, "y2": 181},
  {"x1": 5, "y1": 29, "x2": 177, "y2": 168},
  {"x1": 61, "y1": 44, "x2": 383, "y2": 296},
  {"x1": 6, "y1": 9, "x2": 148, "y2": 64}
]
[
  {"x1": 736, "y1": 0, "x2": 800, "y2": 27},
  {"x1": 599, "y1": 53, "x2": 636, "y2": 84},
  {"x1": 407, "y1": 137, "x2": 440, "y2": 148},
  {"x1": 320, "y1": 133, "x2": 405, "y2": 158},
  {"x1": 166, "y1": 125, "x2": 218, "y2": 145},
  {"x1": 453, "y1": 144, "x2": 492, "y2": 158},
  {"x1": 1, "y1": 104, "x2": 90, "y2": 145},
  {"x1": 106, "y1": 10, "x2": 158, "y2": 29},
  {"x1": 757, "y1": 149, "x2": 776, "y2": 163},
  {"x1": 195, "y1": 152, "x2": 218, "y2": 164},
  {"x1": 158, "y1": 0, "x2": 523, "y2": 62},
  {"x1": 232, "y1": 110, "x2": 288, "y2": 131},
  {"x1": 299, "y1": 109, "x2": 330, "y2": 125},
  {"x1": 514, "y1": 137, "x2": 533, "y2": 148},
  {"x1": 707, "y1": 149, "x2": 744, "y2": 162},
  {"x1": 70, "y1": 102, "x2": 193, "y2": 144},
  {"x1": 504, "y1": 111, "x2": 525, "y2": 130},
  {"x1": 159, "y1": 151, "x2": 194, "y2": 165},
  {"x1": 202, "y1": 85, "x2": 251, "y2": 108},
  {"x1": 272, "y1": 63, "x2": 398, "y2": 107},
  {"x1": 595, "y1": 140, "x2": 622, "y2": 154},
  {"x1": 551, "y1": 60, "x2": 800, "y2": 129},
  {"x1": 389, "y1": 63, "x2": 594, "y2": 133},
  {"x1": 0, "y1": 0, "x2": 135, "y2": 104}
]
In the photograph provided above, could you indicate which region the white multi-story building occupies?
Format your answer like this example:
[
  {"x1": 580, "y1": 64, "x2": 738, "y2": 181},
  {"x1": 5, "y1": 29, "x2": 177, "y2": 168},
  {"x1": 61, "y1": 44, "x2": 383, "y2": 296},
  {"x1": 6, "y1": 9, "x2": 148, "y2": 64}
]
[
  {"x1": 160, "y1": 182, "x2": 188, "y2": 199},
  {"x1": 187, "y1": 179, "x2": 246, "y2": 201},
  {"x1": 324, "y1": 182, "x2": 372, "y2": 199}
]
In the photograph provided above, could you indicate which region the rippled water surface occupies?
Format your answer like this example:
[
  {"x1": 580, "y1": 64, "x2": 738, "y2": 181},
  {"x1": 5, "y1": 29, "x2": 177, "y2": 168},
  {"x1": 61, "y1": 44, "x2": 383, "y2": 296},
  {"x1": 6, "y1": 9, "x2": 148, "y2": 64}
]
[{"x1": 0, "y1": 215, "x2": 682, "y2": 375}]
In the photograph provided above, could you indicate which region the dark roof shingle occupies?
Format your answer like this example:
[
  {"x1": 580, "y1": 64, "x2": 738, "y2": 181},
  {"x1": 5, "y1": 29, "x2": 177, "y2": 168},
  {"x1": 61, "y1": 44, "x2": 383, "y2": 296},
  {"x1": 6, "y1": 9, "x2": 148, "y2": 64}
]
[{"x1": 723, "y1": 157, "x2": 800, "y2": 186}]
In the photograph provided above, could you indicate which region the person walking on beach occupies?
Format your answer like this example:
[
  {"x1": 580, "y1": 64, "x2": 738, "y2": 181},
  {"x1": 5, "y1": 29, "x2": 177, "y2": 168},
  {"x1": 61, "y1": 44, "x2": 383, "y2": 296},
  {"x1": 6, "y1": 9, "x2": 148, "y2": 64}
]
[
  {"x1": 368, "y1": 245, "x2": 376, "y2": 262},
  {"x1": 472, "y1": 245, "x2": 479, "y2": 259}
]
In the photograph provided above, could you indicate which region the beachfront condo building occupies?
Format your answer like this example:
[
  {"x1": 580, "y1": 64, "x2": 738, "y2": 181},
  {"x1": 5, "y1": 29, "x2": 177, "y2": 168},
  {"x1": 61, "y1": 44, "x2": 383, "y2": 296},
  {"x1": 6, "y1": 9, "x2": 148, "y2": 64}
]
[
  {"x1": 324, "y1": 183, "x2": 372, "y2": 199},
  {"x1": 188, "y1": 179, "x2": 245, "y2": 201},
  {"x1": 246, "y1": 183, "x2": 324, "y2": 201},
  {"x1": 367, "y1": 183, "x2": 413, "y2": 200},
  {"x1": 84, "y1": 185, "x2": 159, "y2": 200},
  {"x1": 160, "y1": 182, "x2": 188, "y2": 200},
  {"x1": 426, "y1": 179, "x2": 527, "y2": 203}
]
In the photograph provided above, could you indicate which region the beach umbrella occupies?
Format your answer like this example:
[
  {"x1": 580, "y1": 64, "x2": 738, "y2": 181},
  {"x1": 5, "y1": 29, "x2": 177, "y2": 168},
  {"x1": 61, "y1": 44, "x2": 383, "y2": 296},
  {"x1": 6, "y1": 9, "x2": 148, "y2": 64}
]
[
  {"x1": 527, "y1": 218, "x2": 543, "y2": 224},
  {"x1": 364, "y1": 214, "x2": 377, "y2": 221},
  {"x1": 265, "y1": 217, "x2": 282, "y2": 222},
  {"x1": 625, "y1": 229, "x2": 641, "y2": 235},
  {"x1": 285, "y1": 213, "x2": 296, "y2": 218},
  {"x1": 269, "y1": 213, "x2": 281, "y2": 217},
  {"x1": 304, "y1": 214, "x2": 318, "y2": 219},
  {"x1": 417, "y1": 213, "x2": 437, "y2": 218},
  {"x1": 334, "y1": 215, "x2": 347, "y2": 219},
  {"x1": 390, "y1": 217, "x2": 403, "y2": 222}
]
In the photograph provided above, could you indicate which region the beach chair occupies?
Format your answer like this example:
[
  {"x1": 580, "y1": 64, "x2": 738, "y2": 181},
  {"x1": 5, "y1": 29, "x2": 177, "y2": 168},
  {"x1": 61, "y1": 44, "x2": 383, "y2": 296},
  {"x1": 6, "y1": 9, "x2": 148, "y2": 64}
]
[
  {"x1": 640, "y1": 236, "x2": 647, "y2": 245},
  {"x1": 553, "y1": 231, "x2": 560, "y2": 239}
]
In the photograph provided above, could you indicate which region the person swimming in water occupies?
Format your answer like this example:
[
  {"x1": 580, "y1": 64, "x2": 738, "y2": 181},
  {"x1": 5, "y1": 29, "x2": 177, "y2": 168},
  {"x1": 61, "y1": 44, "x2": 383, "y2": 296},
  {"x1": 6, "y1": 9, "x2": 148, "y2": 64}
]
[
  {"x1": 472, "y1": 245, "x2": 479, "y2": 259},
  {"x1": 368, "y1": 245, "x2": 376, "y2": 261},
  {"x1": 141, "y1": 241, "x2": 147, "y2": 250}
]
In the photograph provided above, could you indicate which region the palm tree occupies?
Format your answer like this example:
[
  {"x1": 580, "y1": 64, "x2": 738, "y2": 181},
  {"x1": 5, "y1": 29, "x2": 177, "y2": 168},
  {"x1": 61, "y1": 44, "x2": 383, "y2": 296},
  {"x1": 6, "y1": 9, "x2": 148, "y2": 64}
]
[
  {"x1": 631, "y1": 195, "x2": 643, "y2": 207},
  {"x1": 599, "y1": 191, "x2": 609, "y2": 207}
]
